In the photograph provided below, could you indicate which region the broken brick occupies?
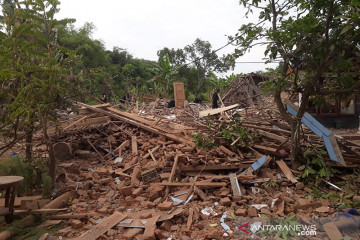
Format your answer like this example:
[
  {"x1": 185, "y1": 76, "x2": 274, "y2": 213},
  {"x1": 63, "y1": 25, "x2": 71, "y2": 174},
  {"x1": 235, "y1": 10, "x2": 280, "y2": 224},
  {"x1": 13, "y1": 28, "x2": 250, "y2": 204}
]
[
  {"x1": 235, "y1": 208, "x2": 247, "y2": 216},
  {"x1": 70, "y1": 220, "x2": 84, "y2": 229},
  {"x1": 132, "y1": 188, "x2": 143, "y2": 197},
  {"x1": 99, "y1": 177, "x2": 112, "y2": 185},
  {"x1": 158, "y1": 201, "x2": 173, "y2": 211},
  {"x1": 120, "y1": 186, "x2": 133, "y2": 196},
  {"x1": 219, "y1": 197, "x2": 231, "y2": 207},
  {"x1": 248, "y1": 207, "x2": 258, "y2": 217},
  {"x1": 154, "y1": 229, "x2": 166, "y2": 239},
  {"x1": 160, "y1": 220, "x2": 172, "y2": 231},
  {"x1": 123, "y1": 228, "x2": 143, "y2": 240}
]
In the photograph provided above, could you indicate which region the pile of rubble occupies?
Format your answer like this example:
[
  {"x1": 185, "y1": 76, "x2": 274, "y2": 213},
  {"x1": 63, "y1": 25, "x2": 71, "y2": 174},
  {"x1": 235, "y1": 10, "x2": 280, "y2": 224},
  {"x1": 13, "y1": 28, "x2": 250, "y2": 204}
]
[{"x1": 2, "y1": 98, "x2": 360, "y2": 240}]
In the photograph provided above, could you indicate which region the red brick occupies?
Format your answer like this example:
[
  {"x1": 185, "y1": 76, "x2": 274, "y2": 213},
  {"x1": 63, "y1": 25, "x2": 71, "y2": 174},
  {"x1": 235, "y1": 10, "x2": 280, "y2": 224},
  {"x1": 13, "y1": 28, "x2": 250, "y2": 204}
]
[
  {"x1": 154, "y1": 229, "x2": 165, "y2": 239},
  {"x1": 158, "y1": 201, "x2": 173, "y2": 211},
  {"x1": 132, "y1": 188, "x2": 143, "y2": 197},
  {"x1": 235, "y1": 208, "x2": 247, "y2": 216},
  {"x1": 70, "y1": 220, "x2": 84, "y2": 229},
  {"x1": 123, "y1": 228, "x2": 143, "y2": 240},
  {"x1": 120, "y1": 186, "x2": 133, "y2": 196},
  {"x1": 248, "y1": 207, "x2": 258, "y2": 217},
  {"x1": 99, "y1": 177, "x2": 112, "y2": 185},
  {"x1": 219, "y1": 197, "x2": 232, "y2": 206},
  {"x1": 160, "y1": 220, "x2": 172, "y2": 231}
]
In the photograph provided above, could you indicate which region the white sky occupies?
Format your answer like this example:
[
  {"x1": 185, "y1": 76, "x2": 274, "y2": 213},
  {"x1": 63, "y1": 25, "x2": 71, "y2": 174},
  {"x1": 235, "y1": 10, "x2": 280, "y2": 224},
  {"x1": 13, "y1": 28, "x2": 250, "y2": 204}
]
[{"x1": 56, "y1": 0, "x2": 279, "y2": 74}]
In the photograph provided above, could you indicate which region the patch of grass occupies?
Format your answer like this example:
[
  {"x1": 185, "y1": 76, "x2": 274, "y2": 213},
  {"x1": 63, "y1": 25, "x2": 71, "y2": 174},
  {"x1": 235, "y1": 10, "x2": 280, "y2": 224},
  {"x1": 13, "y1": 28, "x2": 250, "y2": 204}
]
[{"x1": 3, "y1": 215, "x2": 66, "y2": 240}]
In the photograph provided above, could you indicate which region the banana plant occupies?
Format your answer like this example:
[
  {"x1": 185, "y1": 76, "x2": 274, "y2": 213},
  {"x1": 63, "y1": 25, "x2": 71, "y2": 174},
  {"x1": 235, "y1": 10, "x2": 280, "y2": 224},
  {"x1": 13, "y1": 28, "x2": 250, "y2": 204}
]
[{"x1": 148, "y1": 53, "x2": 179, "y2": 98}]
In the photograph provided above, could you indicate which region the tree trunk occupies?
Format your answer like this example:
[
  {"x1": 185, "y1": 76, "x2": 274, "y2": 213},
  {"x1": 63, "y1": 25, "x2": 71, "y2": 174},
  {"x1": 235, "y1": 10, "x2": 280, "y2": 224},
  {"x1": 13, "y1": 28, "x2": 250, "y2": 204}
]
[
  {"x1": 290, "y1": 119, "x2": 302, "y2": 168},
  {"x1": 25, "y1": 122, "x2": 34, "y2": 161},
  {"x1": 42, "y1": 118, "x2": 56, "y2": 185}
]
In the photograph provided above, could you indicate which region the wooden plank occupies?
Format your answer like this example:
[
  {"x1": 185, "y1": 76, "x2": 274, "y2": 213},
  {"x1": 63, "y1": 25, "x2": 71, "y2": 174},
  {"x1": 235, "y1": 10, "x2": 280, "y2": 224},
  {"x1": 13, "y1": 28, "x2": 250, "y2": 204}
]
[
  {"x1": 0, "y1": 195, "x2": 41, "y2": 208},
  {"x1": 187, "y1": 208, "x2": 194, "y2": 230},
  {"x1": 49, "y1": 214, "x2": 89, "y2": 220},
  {"x1": 194, "y1": 186, "x2": 208, "y2": 201},
  {"x1": 219, "y1": 145, "x2": 236, "y2": 156},
  {"x1": 64, "y1": 116, "x2": 109, "y2": 129},
  {"x1": 73, "y1": 212, "x2": 126, "y2": 240},
  {"x1": 87, "y1": 140, "x2": 104, "y2": 161},
  {"x1": 143, "y1": 146, "x2": 160, "y2": 159},
  {"x1": 253, "y1": 144, "x2": 278, "y2": 155},
  {"x1": 164, "y1": 154, "x2": 179, "y2": 199},
  {"x1": 151, "y1": 182, "x2": 226, "y2": 187},
  {"x1": 143, "y1": 215, "x2": 160, "y2": 240},
  {"x1": 255, "y1": 129, "x2": 288, "y2": 143},
  {"x1": 173, "y1": 82, "x2": 185, "y2": 107},
  {"x1": 218, "y1": 93, "x2": 230, "y2": 118},
  {"x1": 114, "y1": 140, "x2": 130, "y2": 156},
  {"x1": 229, "y1": 173, "x2": 242, "y2": 197},
  {"x1": 63, "y1": 116, "x2": 89, "y2": 130},
  {"x1": 78, "y1": 103, "x2": 195, "y2": 147},
  {"x1": 131, "y1": 136, "x2": 138, "y2": 155},
  {"x1": 167, "y1": 164, "x2": 250, "y2": 172},
  {"x1": 14, "y1": 208, "x2": 68, "y2": 215},
  {"x1": 199, "y1": 104, "x2": 239, "y2": 118},
  {"x1": 148, "y1": 150, "x2": 157, "y2": 162},
  {"x1": 276, "y1": 160, "x2": 298, "y2": 183},
  {"x1": 323, "y1": 222, "x2": 343, "y2": 240},
  {"x1": 168, "y1": 154, "x2": 179, "y2": 183}
]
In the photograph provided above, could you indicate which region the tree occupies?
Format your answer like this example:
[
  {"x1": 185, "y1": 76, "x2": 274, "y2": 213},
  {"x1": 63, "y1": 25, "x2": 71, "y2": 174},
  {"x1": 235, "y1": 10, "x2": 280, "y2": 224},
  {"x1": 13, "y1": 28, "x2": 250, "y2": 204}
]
[
  {"x1": 0, "y1": 0, "x2": 83, "y2": 183},
  {"x1": 233, "y1": 0, "x2": 360, "y2": 166},
  {"x1": 149, "y1": 53, "x2": 182, "y2": 98},
  {"x1": 157, "y1": 47, "x2": 186, "y2": 66},
  {"x1": 184, "y1": 38, "x2": 234, "y2": 93}
]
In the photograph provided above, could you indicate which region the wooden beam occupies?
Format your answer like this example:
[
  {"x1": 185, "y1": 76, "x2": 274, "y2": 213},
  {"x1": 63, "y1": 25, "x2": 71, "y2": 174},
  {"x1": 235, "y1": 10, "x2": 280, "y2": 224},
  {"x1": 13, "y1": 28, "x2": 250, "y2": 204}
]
[
  {"x1": 255, "y1": 129, "x2": 288, "y2": 143},
  {"x1": 114, "y1": 140, "x2": 130, "y2": 156},
  {"x1": 276, "y1": 160, "x2": 298, "y2": 183},
  {"x1": 194, "y1": 186, "x2": 208, "y2": 201},
  {"x1": 131, "y1": 136, "x2": 138, "y2": 155},
  {"x1": 218, "y1": 145, "x2": 236, "y2": 156},
  {"x1": 151, "y1": 182, "x2": 226, "y2": 187},
  {"x1": 165, "y1": 164, "x2": 251, "y2": 172},
  {"x1": 87, "y1": 140, "x2": 104, "y2": 161},
  {"x1": 78, "y1": 103, "x2": 195, "y2": 147},
  {"x1": 199, "y1": 104, "x2": 239, "y2": 118},
  {"x1": 164, "y1": 154, "x2": 179, "y2": 199},
  {"x1": 187, "y1": 208, "x2": 194, "y2": 230},
  {"x1": 143, "y1": 145, "x2": 160, "y2": 159},
  {"x1": 73, "y1": 212, "x2": 126, "y2": 240},
  {"x1": 229, "y1": 173, "x2": 242, "y2": 197},
  {"x1": 148, "y1": 150, "x2": 157, "y2": 162}
]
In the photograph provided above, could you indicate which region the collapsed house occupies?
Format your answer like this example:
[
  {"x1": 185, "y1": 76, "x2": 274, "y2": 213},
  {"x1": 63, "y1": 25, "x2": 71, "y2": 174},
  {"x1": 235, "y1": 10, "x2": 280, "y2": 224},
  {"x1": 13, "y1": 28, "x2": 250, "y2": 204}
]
[
  {"x1": 1, "y1": 94, "x2": 359, "y2": 240},
  {"x1": 222, "y1": 73, "x2": 270, "y2": 108}
]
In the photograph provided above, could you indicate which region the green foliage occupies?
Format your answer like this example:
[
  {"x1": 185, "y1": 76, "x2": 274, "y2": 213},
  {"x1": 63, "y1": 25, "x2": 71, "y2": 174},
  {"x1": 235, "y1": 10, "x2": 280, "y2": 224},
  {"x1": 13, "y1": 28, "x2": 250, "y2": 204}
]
[
  {"x1": 147, "y1": 53, "x2": 180, "y2": 98},
  {"x1": 0, "y1": 0, "x2": 83, "y2": 154},
  {"x1": 41, "y1": 173, "x2": 53, "y2": 199},
  {"x1": 257, "y1": 215, "x2": 300, "y2": 240},
  {"x1": 192, "y1": 133, "x2": 216, "y2": 151},
  {"x1": 208, "y1": 72, "x2": 230, "y2": 94},
  {"x1": 3, "y1": 216, "x2": 65, "y2": 240},
  {"x1": 218, "y1": 114, "x2": 253, "y2": 148},
  {"x1": 261, "y1": 180, "x2": 279, "y2": 190},
  {"x1": 300, "y1": 148, "x2": 333, "y2": 184},
  {"x1": 0, "y1": 157, "x2": 50, "y2": 196}
]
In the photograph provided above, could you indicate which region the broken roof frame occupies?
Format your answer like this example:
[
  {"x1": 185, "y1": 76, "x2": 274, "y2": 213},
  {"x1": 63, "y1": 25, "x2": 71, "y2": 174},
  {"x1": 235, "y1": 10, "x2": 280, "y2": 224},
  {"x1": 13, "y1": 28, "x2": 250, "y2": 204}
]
[{"x1": 286, "y1": 100, "x2": 346, "y2": 166}]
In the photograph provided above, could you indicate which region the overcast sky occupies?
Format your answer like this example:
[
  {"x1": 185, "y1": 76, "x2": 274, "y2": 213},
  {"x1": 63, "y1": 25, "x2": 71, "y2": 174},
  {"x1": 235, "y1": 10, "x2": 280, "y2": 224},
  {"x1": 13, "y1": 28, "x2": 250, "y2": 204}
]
[{"x1": 56, "y1": 0, "x2": 279, "y2": 74}]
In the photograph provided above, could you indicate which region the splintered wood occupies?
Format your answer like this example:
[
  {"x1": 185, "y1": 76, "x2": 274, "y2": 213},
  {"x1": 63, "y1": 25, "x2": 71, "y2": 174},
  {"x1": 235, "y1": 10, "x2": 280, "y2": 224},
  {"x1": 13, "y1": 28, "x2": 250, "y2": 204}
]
[
  {"x1": 276, "y1": 160, "x2": 298, "y2": 183},
  {"x1": 73, "y1": 212, "x2": 126, "y2": 240},
  {"x1": 27, "y1": 97, "x2": 360, "y2": 240}
]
